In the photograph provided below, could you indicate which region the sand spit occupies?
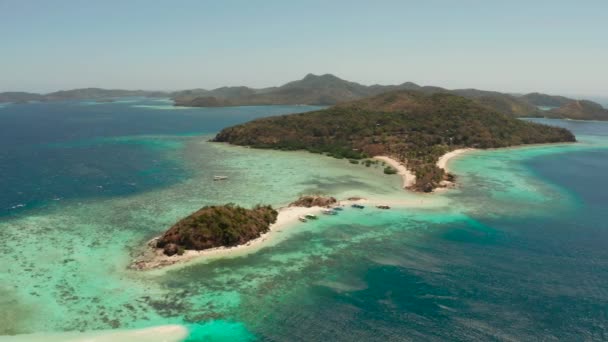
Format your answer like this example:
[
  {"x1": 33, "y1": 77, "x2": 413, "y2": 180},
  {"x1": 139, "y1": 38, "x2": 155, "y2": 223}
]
[{"x1": 373, "y1": 156, "x2": 416, "y2": 188}]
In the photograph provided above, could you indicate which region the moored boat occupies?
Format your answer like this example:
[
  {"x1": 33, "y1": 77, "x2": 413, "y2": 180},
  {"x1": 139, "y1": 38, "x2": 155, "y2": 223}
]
[
  {"x1": 305, "y1": 214, "x2": 318, "y2": 220},
  {"x1": 298, "y1": 216, "x2": 308, "y2": 222},
  {"x1": 351, "y1": 204, "x2": 365, "y2": 209},
  {"x1": 322, "y1": 208, "x2": 338, "y2": 215},
  {"x1": 376, "y1": 205, "x2": 391, "y2": 209},
  {"x1": 213, "y1": 175, "x2": 228, "y2": 181}
]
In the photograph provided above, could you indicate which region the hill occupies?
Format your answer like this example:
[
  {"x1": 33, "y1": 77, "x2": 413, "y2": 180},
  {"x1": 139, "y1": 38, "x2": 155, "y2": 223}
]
[
  {"x1": 173, "y1": 74, "x2": 384, "y2": 106},
  {"x1": 173, "y1": 74, "x2": 607, "y2": 120},
  {"x1": 0, "y1": 88, "x2": 168, "y2": 103},
  {"x1": 0, "y1": 92, "x2": 44, "y2": 103},
  {"x1": 44, "y1": 88, "x2": 168, "y2": 100},
  {"x1": 173, "y1": 73, "x2": 430, "y2": 107},
  {"x1": 3, "y1": 75, "x2": 604, "y2": 120},
  {"x1": 213, "y1": 91, "x2": 576, "y2": 192},
  {"x1": 172, "y1": 73, "x2": 573, "y2": 118},
  {"x1": 546, "y1": 100, "x2": 608, "y2": 120},
  {"x1": 520, "y1": 92, "x2": 572, "y2": 108},
  {"x1": 447, "y1": 89, "x2": 543, "y2": 117},
  {"x1": 156, "y1": 204, "x2": 278, "y2": 255}
]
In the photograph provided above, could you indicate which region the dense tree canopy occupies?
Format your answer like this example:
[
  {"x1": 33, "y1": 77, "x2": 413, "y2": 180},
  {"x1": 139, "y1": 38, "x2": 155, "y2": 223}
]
[{"x1": 157, "y1": 204, "x2": 278, "y2": 252}]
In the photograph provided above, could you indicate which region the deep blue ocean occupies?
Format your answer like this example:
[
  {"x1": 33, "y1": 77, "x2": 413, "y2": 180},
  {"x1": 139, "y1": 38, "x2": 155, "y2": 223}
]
[{"x1": 0, "y1": 99, "x2": 322, "y2": 217}]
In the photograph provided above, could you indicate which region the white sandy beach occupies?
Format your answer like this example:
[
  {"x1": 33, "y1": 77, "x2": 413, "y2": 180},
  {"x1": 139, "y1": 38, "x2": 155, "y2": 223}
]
[
  {"x1": 374, "y1": 156, "x2": 416, "y2": 188},
  {"x1": 431, "y1": 148, "x2": 475, "y2": 192},
  {"x1": 436, "y1": 148, "x2": 475, "y2": 173},
  {"x1": 0, "y1": 325, "x2": 188, "y2": 342}
]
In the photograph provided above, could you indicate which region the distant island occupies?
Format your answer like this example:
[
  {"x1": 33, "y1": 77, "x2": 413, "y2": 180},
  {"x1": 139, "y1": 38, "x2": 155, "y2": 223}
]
[
  {"x1": 213, "y1": 91, "x2": 576, "y2": 192},
  {"x1": 0, "y1": 88, "x2": 167, "y2": 104},
  {"x1": 171, "y1": 74, "x2": 608, "y2": 121},
  {"x1": 2, "y1": 74, "x2": 607, "y2": 120}
]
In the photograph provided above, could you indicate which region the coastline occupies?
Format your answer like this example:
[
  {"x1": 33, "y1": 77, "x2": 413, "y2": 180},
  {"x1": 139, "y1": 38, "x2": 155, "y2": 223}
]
[
  {"x1": 436, "y1": 148, "x2": 475, "y2": 173},
  {"x1": 373, "y1": 156, "x2": 416, "y2": 188},
  {"x1": 433, "y1": 148, "x2": 476, "y2": 192},
  {"x1": 373, "y1": 149, "x2": 474, "y2": 192}
]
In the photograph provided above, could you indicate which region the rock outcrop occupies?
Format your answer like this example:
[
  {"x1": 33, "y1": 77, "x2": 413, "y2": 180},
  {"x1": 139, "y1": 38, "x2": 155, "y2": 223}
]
[{"x1": 289, "y1": 195, "x2": 337, "y2": 207}]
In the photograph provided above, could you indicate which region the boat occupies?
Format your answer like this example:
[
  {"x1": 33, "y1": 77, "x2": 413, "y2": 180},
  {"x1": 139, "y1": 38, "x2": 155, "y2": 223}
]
[
  {"x1": 376, "y1": 205, "x2": 391, "y2": 209},
  {"x1": 332, "y1": 207, "x2": 344, "y2": 211},
  {"x1": 322, "y1": 208, "x2": 338, "y2": 215},
  {"x1": 351, "y1": 204, "x2": 365, "y2": 209},
  {"x1": 213, "y1": 175, "x2": 228, "y2": 181},
  {"x1": 298, "y1": 216, "x2": 308, "y2": 222},
  {"x1": 305, "y1": 214, "x2": 318, "y2": 220}
]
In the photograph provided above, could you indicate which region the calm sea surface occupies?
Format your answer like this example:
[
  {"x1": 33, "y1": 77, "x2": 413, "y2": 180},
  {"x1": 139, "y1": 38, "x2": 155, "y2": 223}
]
[{"x1": 0, "y1": 100, "x2": 607, "y2": 341}]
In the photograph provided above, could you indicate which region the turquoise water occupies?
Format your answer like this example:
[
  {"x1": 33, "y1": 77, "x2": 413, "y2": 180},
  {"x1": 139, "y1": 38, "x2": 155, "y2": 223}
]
[{"x1": 1, "y1": 102, "x2": 608, "y2": 340}]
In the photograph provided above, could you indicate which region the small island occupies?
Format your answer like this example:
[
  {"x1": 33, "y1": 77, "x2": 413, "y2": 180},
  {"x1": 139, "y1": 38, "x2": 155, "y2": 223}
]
[
  {"x1": 131, "y1": 196, "x2": 353, "y2": 269},
  {"x1": 156, "y1": 204, "x2": 278, "y2": 256}
]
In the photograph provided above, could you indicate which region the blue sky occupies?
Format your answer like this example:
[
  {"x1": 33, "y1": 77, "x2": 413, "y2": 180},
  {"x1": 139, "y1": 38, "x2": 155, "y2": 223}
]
[{"x1": 1, "y1": 0, "x2": 606, "y2": 97}]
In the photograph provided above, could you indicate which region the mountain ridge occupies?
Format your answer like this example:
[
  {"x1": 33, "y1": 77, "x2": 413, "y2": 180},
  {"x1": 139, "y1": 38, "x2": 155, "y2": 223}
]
[
  {"x1": 2, "y1": 74, "x2": 606, "y2": 120},
  {"x1": 172, "y1": 74, "x2": 608, "y2": 120}
]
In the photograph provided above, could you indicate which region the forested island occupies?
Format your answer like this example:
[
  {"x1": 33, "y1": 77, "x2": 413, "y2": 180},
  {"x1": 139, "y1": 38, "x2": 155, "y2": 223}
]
[
  {"x1": 156, "y1": 204, "x2": 278, "y2": 256},
  {"x1": 213, "y1": 91, "x2": 576, "y2": 192}
]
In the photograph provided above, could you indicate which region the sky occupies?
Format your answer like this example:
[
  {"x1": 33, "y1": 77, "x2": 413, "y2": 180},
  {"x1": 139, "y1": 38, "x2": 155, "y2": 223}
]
[{"x1": 0, "y1": 0, "x2": 607, "y2": 97}]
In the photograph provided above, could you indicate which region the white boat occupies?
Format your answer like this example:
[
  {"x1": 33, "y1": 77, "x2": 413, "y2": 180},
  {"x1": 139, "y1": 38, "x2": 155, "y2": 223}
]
[
  {"x1": 298, "y1": 216, "x2": 308, "y2": 222},
  {"x1": 213, "y1": 175, "x2": 228, "y2": 181}
]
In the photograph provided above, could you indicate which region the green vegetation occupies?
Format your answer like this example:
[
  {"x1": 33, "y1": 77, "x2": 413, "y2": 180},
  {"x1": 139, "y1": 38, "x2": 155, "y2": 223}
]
[
  {"x1": 156, "y1": 204, "x2": 278, "y2": 254},
  {"x1": 521, "y1": 92, "x2": 572, "y2": 108},
  {"x1": 384, "y1": 166, "x2": 398, "y2": 175},
  {"x1": 547, "y1": 100, "x2": 608, "y2": 120},
  {"x1": 213, "y1": 91, "x2": 575, "y2": 192}
]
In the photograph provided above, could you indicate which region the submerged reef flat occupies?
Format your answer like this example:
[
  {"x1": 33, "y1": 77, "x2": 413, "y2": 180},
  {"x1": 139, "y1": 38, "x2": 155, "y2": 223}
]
[{"x1": 0, "y1": 325, "x2": 188, "y2": 342}]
